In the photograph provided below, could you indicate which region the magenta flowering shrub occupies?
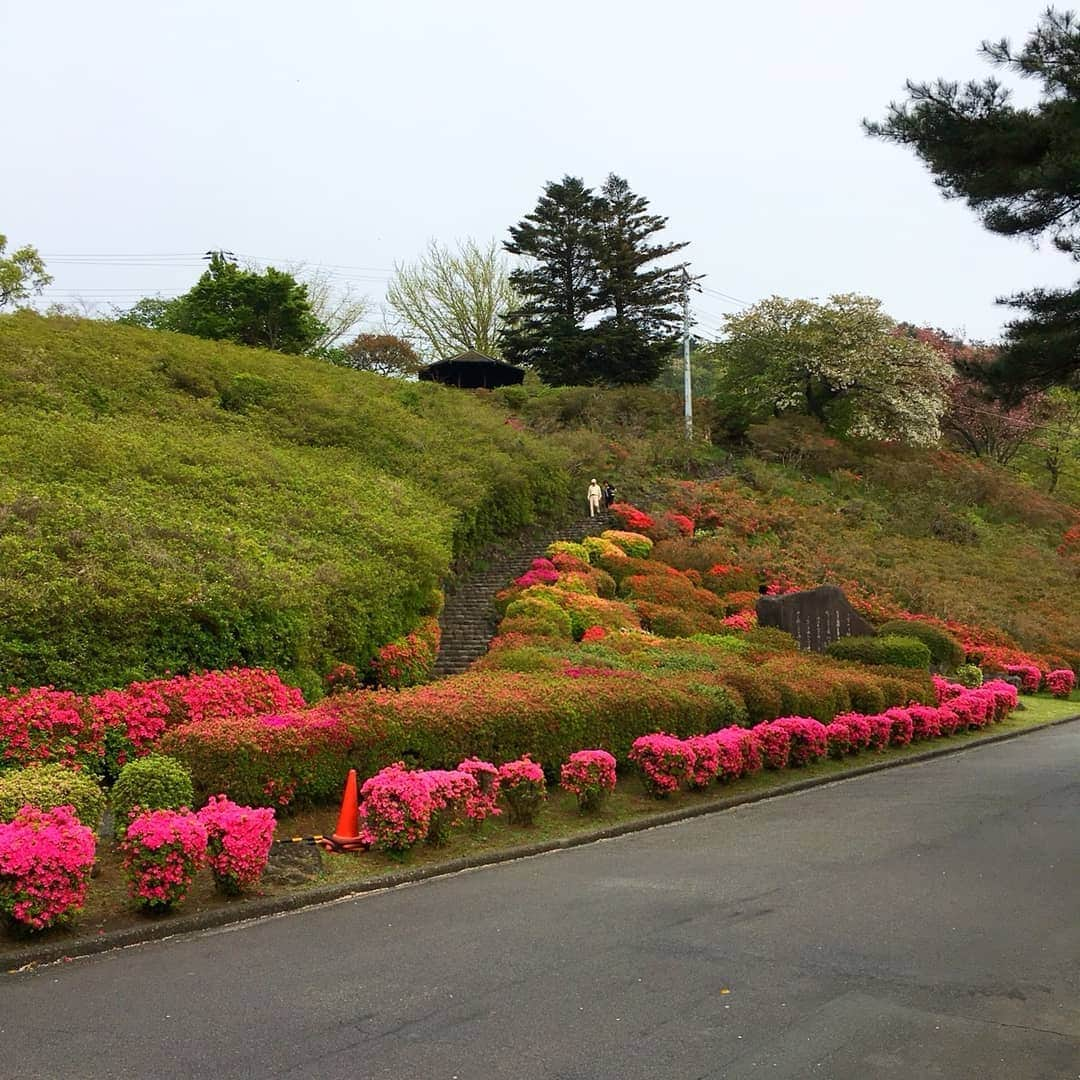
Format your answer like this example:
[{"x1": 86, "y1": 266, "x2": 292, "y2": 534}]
[
  {"x1": 751, "y1": 721, "x2": 791, "y2": 770},
  {"x1": 423, "y1": 769, "x2": 478, "y2": 845},
  {"x1": 932, "y1": 675, "x2": 965, "y2": 704},
  {"x1": 684, "y1": 735, "x2": 720, "y2": 790},
  {"x1": 197, "y1": 795, "x2": 275, "y2": 895},
  {"x1": 768, "y1": 717, "x2": 828, "y2": 766},
  {"x1": 1004, "y1": 664, "x2": 1042, "y2": 694},
  {"x1": 358, "y1": 763, "x2": 433, "y2": 853},
  {"x1": 907, "y1": 704, "x2": 943, "y2": 740},
  {"x1": 0, "y1": 804, "x2": 96, "y2": 931},
  {"x1": 1046, "y1": 669, "x2": 1076, "y2": 698},
  {"x1": 629, "y1": 734, "x2": 694, "y2": 797},
  {"x1": 983, "y1": 679, "x2": 1019, "y2": 717},
  {"x1": 90, "y1": 683, "x2": 170, "y2": 757},
  {"x1": 882, "y1": 708, "x2": 913, "y2": 747},
  {"x1": 122, "y1": 808, "x2": 207, "y2": 912},
  {"x1": 515, "y1": 558, "x2": 559, "y2": 588},
  {"x1": 456, "y1": 758, "x2": 502, "y2": 823},
  {"x1": 560, "y1": 749, "x2": 617, "y2": 810},
  {"x1": 0, "y1": 687, "x2": 104, "y2": 771},
  {"x1": 498, "y1": 755, "x2": 547, "y2": 825},
  {"x1": 710, "y1": 727, "x2": 760, "y2": 781}
]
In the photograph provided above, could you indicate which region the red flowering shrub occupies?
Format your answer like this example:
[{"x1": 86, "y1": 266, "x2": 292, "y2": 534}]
[
  {"x1": 456, "y1": 758, "x2": 501, "y2": 823},
  {"x1": 368, "y1": 616, "x2": 441, "y2": 689},
  {"x1": 581, "y1": 625, "x2": 607, "y2": 642},
  {"x1": 358, "y1": 763, "x2": 433, "y2": 852},
  {"x1": 122, "y1": 808, "x2": 207, "y2": 911},
  {"x1": 498, "y1": 755, "x2": 547, "y2": 824},
  {"x1": 1004, "y1": 664, "x2": 1042, "y2": 694},
  {"x1": 90, "y1": 683, "x2": 170, "y2": 777},
  {"x1": 1046, "y1": 669, "x2": 1076, "y2": 698},
  {"x1": 150, "y1": 668, "x2": 305, "y2": 728},
  {"x1": 0, "y1": 804, "x2": 96, "y2": 931},
  {"x1": 665, "y1": 513, "x2": 695, "y2": 537},
  {"x1": 629, "y1": 733, "x2": 694, "y2": 797},
  {"x1": 767, "y1": 717, "x2": 828, "y2": 766},
  {"x1": 609, "y1": 503, "x2": 656, "y2": 532},
  {"x1": 197, "y1": 795, "x2": 276, "y2": 895},
  {"x1": 560, "y1": 749, "x2": 617, "y2": 811},
  {"x1": 0, "y1": 687, "x2": 103, "y2": 771},
  {"x1": 324, "y1": 663, "x2": 362, "y2": 695},
  {"x1": 751, "y1": 721, "x2": 791, "y2": 769}
]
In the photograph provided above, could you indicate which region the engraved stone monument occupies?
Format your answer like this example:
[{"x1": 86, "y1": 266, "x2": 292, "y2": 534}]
[{"x1": 755, "y1": 585, "x2": 875, "y2": 653}]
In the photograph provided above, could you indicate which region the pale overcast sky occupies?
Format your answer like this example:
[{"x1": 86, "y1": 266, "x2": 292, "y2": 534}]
[{"x1": 4, "y1": 0, "x2": 1072, "y2": 343}]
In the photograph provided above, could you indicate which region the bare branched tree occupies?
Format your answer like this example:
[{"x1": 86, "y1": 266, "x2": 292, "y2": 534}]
[
  {"x1": 283, "y1": 263, "x2": 370, "y2": 353},
  {"x1": 386, "y1": 238, "x2": 517, "y2": 359}
]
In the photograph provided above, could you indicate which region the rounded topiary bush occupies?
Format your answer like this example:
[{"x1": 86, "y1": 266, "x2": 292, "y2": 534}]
[
  {"x1": 502, "y1": 597, "x2": 573, "y2": 641},
  {"x1": 826, "y1": 634, "x2": 932, "y2": 670},
  {"x1": 876, "y1": 620, "x2": 964, "y2": 670},
  {"x1": 111, "y1": 754, "x2": 195, "y2": 837},
  {"x1": 0, "y1": 764, "x2": 107, "y2": 832},
  {"x1": 953, "y1": 663, "x2": 984, "y2": 689}
]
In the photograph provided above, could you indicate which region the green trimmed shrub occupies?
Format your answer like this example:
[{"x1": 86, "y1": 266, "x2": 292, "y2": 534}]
[
  {"x1": 546, "y1": 540, "x2": 590, "y2": 563},
  {"x1": 826, "y1": 634, "x2": 932, "y2": 670},
  {"x1": 876, "y1": 620, "x2": 964, "y2": 670},
  {"x1": 0, "y1": 764, "x2": 107, "y2": 831},
  {"x1": 954, "y1": 663, "x2": 984, "y2": 688},
  {"x1": 600, "y1": 530, "x2": 653, "y2": 559},
  {"x1": 743, "y1": 627, "x2": 800, "y2": 653},
  {"x1": 111, "y1": 754, "x2": 195, "y2": 836},
  {"x1": 688, "y1": 633, "x2": 751, "y2": 655},
  {"x1": 503, "y1": 598, "x2": 573, "y2": 641}
]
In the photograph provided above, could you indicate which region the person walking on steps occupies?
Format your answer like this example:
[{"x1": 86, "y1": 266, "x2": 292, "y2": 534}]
[
  {"x1": 604, "y1": 482, "x2": 616, "y2": 509},
  {"x1": 587, "y1": 478, "x2": 603, "y2": 517}
]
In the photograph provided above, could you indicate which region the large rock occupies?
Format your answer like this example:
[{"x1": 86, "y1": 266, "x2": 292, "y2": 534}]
[{"x1": 755, "y1": 585, "x2": 874, "y2": 652}]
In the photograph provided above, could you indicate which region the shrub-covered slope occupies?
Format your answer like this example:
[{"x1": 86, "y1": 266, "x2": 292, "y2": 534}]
[{"x1": 0, "y1": 313, "x2": 571, "y2": 692}]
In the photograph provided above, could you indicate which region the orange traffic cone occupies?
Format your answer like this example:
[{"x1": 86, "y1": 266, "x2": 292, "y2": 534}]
[{"x1": 323, "y1": 769, "x2": 365, "y2": 852}]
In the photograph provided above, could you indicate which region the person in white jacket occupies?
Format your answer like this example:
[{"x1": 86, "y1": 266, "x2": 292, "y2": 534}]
[{"x1": 587, "y1": 478, "x2": 603, "y2": 517}]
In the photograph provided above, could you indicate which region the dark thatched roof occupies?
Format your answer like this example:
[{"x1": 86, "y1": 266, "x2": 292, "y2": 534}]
[{"x1": 418, "y1": 351, "x2": 525, "y2": 389}]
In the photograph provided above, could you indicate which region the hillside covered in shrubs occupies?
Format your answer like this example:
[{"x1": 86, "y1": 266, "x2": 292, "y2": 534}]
[{"x1": 0, "y1": 313, "x2": 571, "y2": 693}]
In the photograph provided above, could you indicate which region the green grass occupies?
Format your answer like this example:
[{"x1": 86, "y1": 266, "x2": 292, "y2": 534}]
[{"x1": 0, "y1": 313, "x2": 573, "y2": 692}]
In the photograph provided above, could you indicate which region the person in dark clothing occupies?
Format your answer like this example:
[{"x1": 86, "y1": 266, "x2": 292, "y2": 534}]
[{"x1": 603, "y1": 482, "x2": 616, "y2": 508}]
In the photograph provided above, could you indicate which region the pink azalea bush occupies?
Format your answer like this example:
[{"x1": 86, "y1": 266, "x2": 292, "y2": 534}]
[
  {"x1": 122, "y1": 808, "x2": 207, "y2": 912},
  {"x1": 0, "y1": 804, "x2": 96, "y2": 931},
  {"x1": 358, "y1": 763, "x2": 433, "y2": 853},
  {"x1": 560, "y1": 749, "x2": 617, "y2": 810},
  {"x1": 711, "y1": 727, "x2": 762, "y2": 781},
  {"x1": 423, "y1": 769, "x2": 478, "y2": 845},
  {"x1": 197, "y1": 795, "x2": 276, "y2": 895},
  {"x1": 498, "y1": 755, "x2": 547, "y2": 824},
  {"x1": 751, "y1": 721, "x2": 791, "y2": 770},
  {"x1": 0, "y1": 687, "x2": 104, "y2": 771},
  {"x1": 684, "y1": 735, "x2": 720, "y2": 790},
  {"x1": 767, "y1": 717, "x2": 828, "y2": 766},
  {"x1": 1004, "y1": 664, "x2": 1042, "y2": 694},
  {"x1": 629, "y1": 733, "x2": 694, "y2": 797},
  {"x1": 456, "y1": 758, "x2": 501, "y2": 823},
  {"x1": 1046, "y1": 669, "x2": 1076, "y2": 698},
  {"x1": 515, "y1": 558, "x2": 560, "y2": 588}
]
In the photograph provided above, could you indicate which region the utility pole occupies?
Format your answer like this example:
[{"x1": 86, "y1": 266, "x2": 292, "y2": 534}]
[{"x1": 682, "y1": 268, "x2": 694, "y2": 440}]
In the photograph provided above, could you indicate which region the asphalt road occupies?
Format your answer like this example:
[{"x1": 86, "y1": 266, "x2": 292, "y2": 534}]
[{"x1": 2, "y1": 723, "x2": 1078, "y2": 1080}]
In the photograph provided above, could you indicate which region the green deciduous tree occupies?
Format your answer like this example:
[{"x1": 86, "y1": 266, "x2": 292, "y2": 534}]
[
  {"x1": 711, "y1": 294, "x2": 954, "y2": 446},
  {"x1": 503, "y1": 174, "x2": 689, "y2": 386},
  {"x1": 386, "y1": 238, "x2": 516, "y2": 359},
  {"x1": 0, "y1": 235, "x2": 52, "y2": 310},
  {"x1": 865, "y1": 8, "x2": 1080, "y2": 393}
]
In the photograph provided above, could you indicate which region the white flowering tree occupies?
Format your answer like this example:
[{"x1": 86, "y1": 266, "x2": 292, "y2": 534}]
[{"x1": 711, "y1": 293, "x2": 953, "y2": 446}]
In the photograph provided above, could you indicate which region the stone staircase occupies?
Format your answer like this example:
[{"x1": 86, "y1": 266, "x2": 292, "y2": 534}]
[{"x1": 431, "y1": 510, "x2": 613, "y2": 678}]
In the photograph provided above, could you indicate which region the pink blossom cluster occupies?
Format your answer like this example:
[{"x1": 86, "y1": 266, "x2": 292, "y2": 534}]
[
  {"x1": 1046, "y1": 669, "x2": 1076, "y2": 698},
  {"x1": 0, "y1": 687, "x2": 104, "y2": 770},
  {"x1": 1004, "y1": 664, "x2": 1042, "y2": 694},
  {"x1": 515, "y1": 557, "x2": 559, "y2": 588},
  {"x1": 121, "y1": 808, "x2": 208, "y2": 911},
  {"x1": 721, "y1": 611, "x2": 756, "y2": 631},
  {"x1": 497, "y1": 755, "x2": 547, "y2": 825},
  {"x1": 423, "y1": 769, "x2": 479, "y2": 845},
  {"x1": 768, "y1": 716, "x2": 829, "y2": 766},
  {"x1": 358, "y1": 763, "x2": 437, "y2": 852},
  {"x1": 684, "y1": 735, "x2": 721, "y2": 790},
  {"x1": 0, "y1": 804, "x2": 96, "y2": 931},
  {"x1": 90, "y1": 683, "x2": 170, "y2": 753},
  {"x1": 197, "y1": 795, "x2": 276, "y2": 894},
  {"x1": 629, "y1": 733, "x2": 695, "y2": 797},
  {"x1": 457, "y1": 758, "x2": 502, "y2": 822},
  {"x1": 560, "y1": 749, "x2": 617, "y2": 810}
]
